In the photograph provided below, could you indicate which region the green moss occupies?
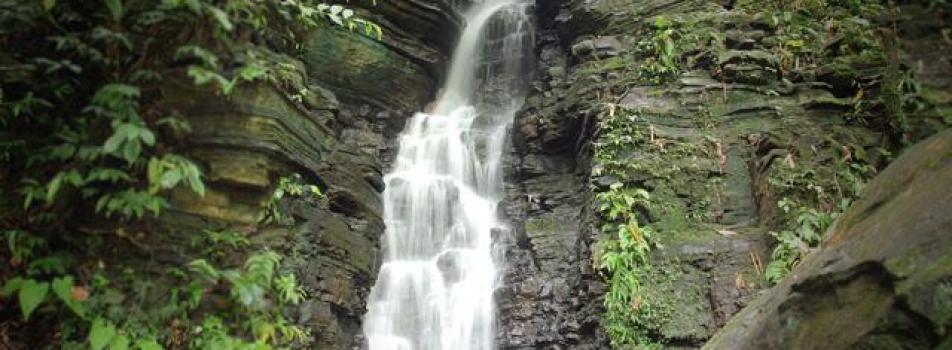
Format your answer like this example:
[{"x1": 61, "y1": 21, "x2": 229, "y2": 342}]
[
  {"x1": 302, "y1": 23, "x2": 431, "y2": 111},
  {"x1": 935, "y1": 282, "x2": 952, "y2": 336},
  {"x1": 574, "y1": 56, "x2": 630, "y2": 77},
  {"x1": 524, "y1": 218, "x2": 561, "y2": 237}
]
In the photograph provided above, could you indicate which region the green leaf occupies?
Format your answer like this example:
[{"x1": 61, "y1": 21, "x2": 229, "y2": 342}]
[
  {"x1": 92, "y1": 84, "x2": 140, "y2": 108},
  {"x1": 86, "y1": 168, "x2": 131, "y2": 183},
  {"x1": 45, "y1": 171, "x2": 65, "y2": 203},
  {"x1": 174, "y1": 45, "x2": 219, "y2": 70},
  {"x1": 51, "y1": 276, "x2": 72, "y2": 301},
  {"x1": 159, "y1": 169, "x2": 182, "y2": 189},
  {"x1": 109, "y1": 334, "x2": 130, "y2": 350},
  {"x1": 134, "y1": 339, "x2": 163, "y2": 350},
  {"x1": 52, "y1": 276, "x2": 86, "y2": 317},
  {"x1": 103, "y1": 132, "x2": 125, "y2": 154},
  {"x1": 1, "y1": 277, "x2": 26, "y2": 297},
  {"x1": 41, "y1": 0, "x2": 56, "y2": 10},
  {"x1": 186, "y1": 66, "x2": 229, "y2": 91},
  {"x1": 28, "y1": 256, "x2": 67, "y2": 275},
  {"x1": 187, "y1": 259, "x2": 220, "y2": 281},
  {"x1": 237, "y1": 64, "x2": 267, "y2": 82},
  {"x1": 205, "y1": 5, "x2": 233, "y2": 31},
  {"x1": 121, "y1": 138, "x2": 141, "y2": 163},
  {"x1": 18, "y1": 279, "x2": 49, "y2": 320},
  {"x1": 138, "y1": 128, "x2": 155, "y2": 146},
  {"x1": 104, "y1": 0, "x2": 124, "y2": 21},
  {"x1": 89, "y1": 318, "x2": 117, "y2": 350}
]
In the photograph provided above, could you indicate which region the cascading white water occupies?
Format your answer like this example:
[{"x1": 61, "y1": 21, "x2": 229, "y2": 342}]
[{"x1": 362, "y1": 1, "x2": 532, "y2": 349}]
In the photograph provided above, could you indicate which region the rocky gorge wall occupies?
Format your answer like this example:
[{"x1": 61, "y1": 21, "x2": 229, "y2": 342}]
[
  {"x1": 705, "y1": 129, "x2": 952, "y2": 350},
  {"x1": 161, "y1": 0, "x2": 949, "y2": 348},
  {"x1": 150, "y1": 3, "x2": 465, "y2": 348},
  {"x1": 157, "y1": 0, "x2": 948, "y2": 348},
  {"x1": 499, "y1": 0, "x2": 949, "y2": 349},
  {"x1": 3, "y1": 0, "x2": 947, "y2": 349}
]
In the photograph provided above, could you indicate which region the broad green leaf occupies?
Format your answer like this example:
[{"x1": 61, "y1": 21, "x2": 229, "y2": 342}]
[
  {"x1": 121, "y1": 138, "x2": 141, "y2": 163},
  {"x1": 51, "y1": 276, "x2": 72, "y2": 302},
  {"x1": 109, "y1": 334, "x2": 130, "y2": 350},
  {"x1": 104, "y1": 0, "x2": 123, "y2": 21},
  {"x1": 42, "y1": 0, "x2": 56, "y2": 10},
  {"x1": 27, "y1": 256, "x2": 67, "y2": 275},
  {"x1": 86, "y1": 168, "x2": 131, "y2": 183},
  {"x1": 159, "y1": 169, "x2": 182, "y2": 189},
  {"x1": 65, "y1": 169, "x2": 84, "y2": 186},
  {"x1": 147, "y1": 157, "x2": 162, "y2": 192},
  {"x1": 138, "y1": 127, "x2": 155, "y2": 146},
  {"x1": 187, "y1": 259, "x2": 220, "y2": 280},
  {"x1": 45, "y1": 172, "x2": 65, "y2": 202},
  {"x1": 89, "y1": 318, "x2": 117, "y2": 350},
  {"x1": 52, "y1": 276, "x2": 86, "y2": 317},
  {"x1": 102, "y1": 132, "x2": 125, "y2": 154},
  {"x1": 186, "y1": 66, "x2": 228, "y2": 90},
  {"x1": 1, "y1": 277, "x2": 25, "y2": 297},
  {"x1": 205, "y1": 5, "x2": 233, "y2": 31},
  {"x1": 161, "y1": 0, "x2": 199, "y2": 13},
  {"x1": 134, "y1": 339, "x2": 163, "y2": 350},
  {"x1": 174, "y1": 45, "x2": 219, "y2": 69},
  {"x1": 237, "y1": 64, "x2": 267, "y2": 82},
  {"x1": 91, "y1": 84, "x2": 140, "y2": 109},
  {"x1": 18, "y1": 279, "x2": 49, "y2": 320},
  {"x1": 186, "y1": 168, "x2": 205, "y2": 196}
]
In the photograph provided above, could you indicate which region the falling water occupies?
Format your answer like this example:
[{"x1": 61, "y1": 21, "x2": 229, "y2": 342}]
[{"x1": 362, "y1": 1, "x2": 533, "y2": 349}]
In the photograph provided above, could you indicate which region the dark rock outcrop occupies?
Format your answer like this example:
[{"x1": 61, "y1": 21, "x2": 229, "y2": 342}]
[
  {"x1": 163, "y1": 61, "x2": 386, "y2": 348},
  {"x1": 155, "y1": 3, "x2": 465, "y2": 348},
  {"x1": 498, "y1": 0, "x2": 949, "y2": 348},
  {"x1": 704, "y1": 130, "x2": 952, "y2": 350},
  {"x1": 496, "y1": 2, "x2": 608, "y2": 349},
  {"x1": 303, "y1": 0, "x2": 463, "y2": 147}
]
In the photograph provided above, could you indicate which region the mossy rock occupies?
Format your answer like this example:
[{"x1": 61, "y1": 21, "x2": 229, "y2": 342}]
[
  {"x1": 302, "y1": 24, "x2": 434, "y2": 114},
  {"x1": 704, "y1": 130, "x2": 952, "y2": 349}
]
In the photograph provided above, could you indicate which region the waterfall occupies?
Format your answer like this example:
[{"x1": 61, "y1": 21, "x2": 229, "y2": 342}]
[{"x1": 362, "y1": 0, "x2": 533, "y2": 349}]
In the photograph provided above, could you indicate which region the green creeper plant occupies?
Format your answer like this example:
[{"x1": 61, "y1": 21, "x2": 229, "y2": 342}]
[{"x1": 0, "y1": 0, "x2": 381, "y2": 348}]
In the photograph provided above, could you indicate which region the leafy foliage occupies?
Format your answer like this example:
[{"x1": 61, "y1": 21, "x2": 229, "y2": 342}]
[
  {"x1": 632, "y1": 16, "x2": 683, "y2": 84},
  {"x1": 763, "y1": 147, "x2": 874, "y2": 284},
  {"x1": 1, "y1": 230, "x2": 309, "y2": 349},
  {"x1": 258, "y1": 174, "x2": 326, "y2": 225},
  {"x1": 0, "y1": 0, "x2": 378, "y2": 348},
  {"x1": 592, "y1": 108, "x2": 666, "y2": 347},
  {"x1": 596, "y1": 183, "x2": 659, "y2": 346},
  {"x1": 1, "y1": 0, "x2": 381, "y2": 223},
  {"x1": 590, "y1": 0, "x2": 937, "y2": 343}
]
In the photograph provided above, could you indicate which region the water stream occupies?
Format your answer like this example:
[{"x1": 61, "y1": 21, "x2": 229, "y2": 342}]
[{"x1": 362, "y1": 1, "x2": 533, "y2": 349}]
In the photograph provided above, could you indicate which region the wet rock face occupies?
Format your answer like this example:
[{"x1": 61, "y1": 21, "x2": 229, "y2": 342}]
[
  {"x1": 499, "y1": 0, "x2": 949, "y2": 348},
  {"x1": 164, "y1": 60, "x2": 386, "y2": 349},
  {"x1": 157, "y1": 2, "x2": 466, "y2": 349},
  {"x1": 497, "y1": 0, "x2": 755, "y2": 347},
  {"x1": 495, "y1": 2, "x2": 608, "y2": 349},
  {"x1": 302, "y1": 0, "x2": 462, "y2": 136},
  {"x1": 704, "y1": 130, "x2": 952, "y2": 350}
]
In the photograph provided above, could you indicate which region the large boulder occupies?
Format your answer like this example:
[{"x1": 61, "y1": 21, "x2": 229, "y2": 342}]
[{"x1": 703, "y1": 130, "x2": 952, "y2": 350}]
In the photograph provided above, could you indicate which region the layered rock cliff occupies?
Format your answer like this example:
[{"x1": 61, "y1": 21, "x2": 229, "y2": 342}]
[
  {"x1": 3, "y1": 0, "x2": 948, "y2": 349},
  {"x1": 160, "y1": 0, "x2": 951, "y2": 348},
  {"x1": 705, "y1": 129, "x2": 952, "y2": 350},
  {"x1": 498, "y1": 0, "x2": 949, "y2": 349},
  {"x1": 157, "y1": 3, "x2": 464, "y2": 348}
]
